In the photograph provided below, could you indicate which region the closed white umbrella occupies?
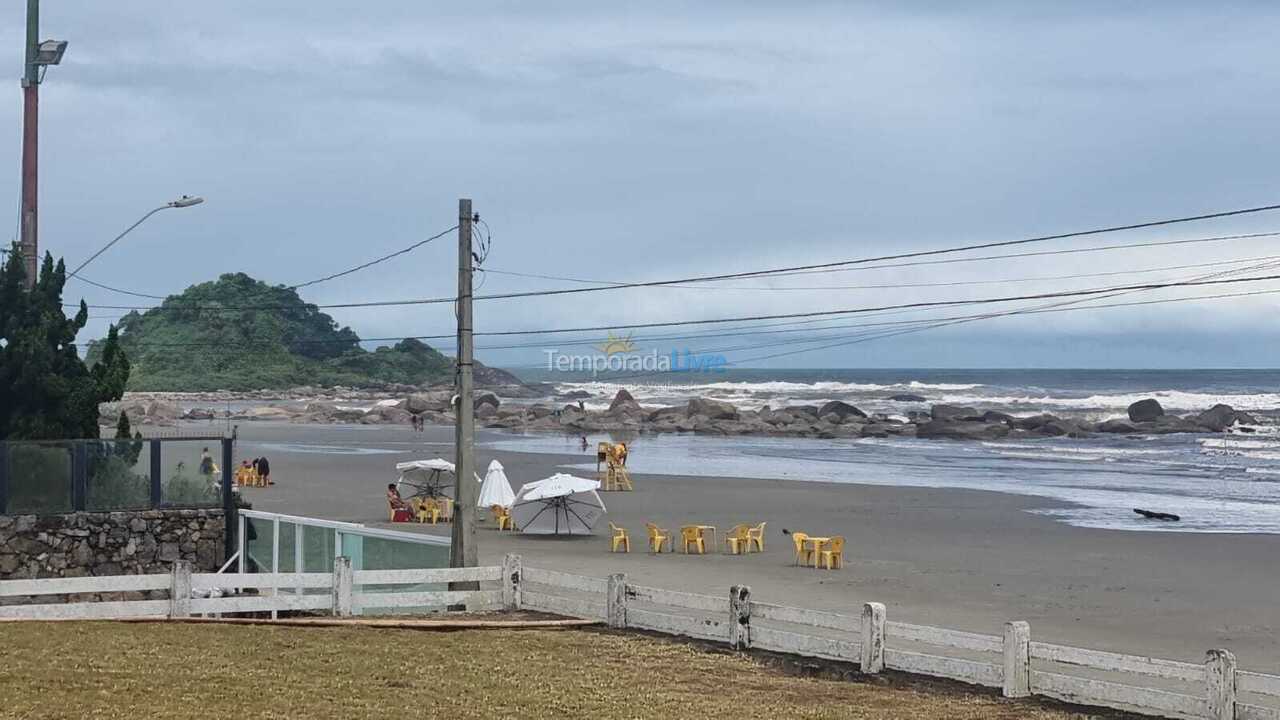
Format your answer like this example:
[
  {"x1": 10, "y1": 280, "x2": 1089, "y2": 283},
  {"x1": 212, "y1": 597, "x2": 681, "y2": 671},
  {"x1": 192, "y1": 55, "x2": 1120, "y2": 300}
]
[
  {"x1": 510, "y1": 473, "x2": 606, "y2": 535},
  {"x1": 477, "y1": 459, "x2": 516, "y2": 508}
]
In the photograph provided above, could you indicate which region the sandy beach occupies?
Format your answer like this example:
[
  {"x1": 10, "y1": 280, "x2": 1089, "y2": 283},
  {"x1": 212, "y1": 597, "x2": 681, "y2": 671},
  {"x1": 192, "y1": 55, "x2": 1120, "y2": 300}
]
[{"x1": 230, "y1": 421, "x2": 1280, "y2": 671}]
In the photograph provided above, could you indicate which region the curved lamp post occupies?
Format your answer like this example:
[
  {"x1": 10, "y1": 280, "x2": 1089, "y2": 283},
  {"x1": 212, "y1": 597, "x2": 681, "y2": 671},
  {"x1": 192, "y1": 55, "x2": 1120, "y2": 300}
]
[{"x1": 66, "y1": 195, "x2": 205, "y2": 279}]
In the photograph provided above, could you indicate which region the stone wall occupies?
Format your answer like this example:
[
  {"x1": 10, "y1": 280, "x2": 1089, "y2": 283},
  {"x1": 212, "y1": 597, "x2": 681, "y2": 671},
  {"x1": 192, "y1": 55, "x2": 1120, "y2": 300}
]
[{"x1": 0, "y1": 509, "x2": 226, "y2": 581}]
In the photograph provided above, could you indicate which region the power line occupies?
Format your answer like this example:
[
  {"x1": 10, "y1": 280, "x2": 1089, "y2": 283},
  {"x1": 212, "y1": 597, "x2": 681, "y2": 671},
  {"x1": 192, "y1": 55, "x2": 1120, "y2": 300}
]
[
  {"x1": 482, "y1": 230, "x2": 1280, "y2": 289},
  {"x1": 68, "y1": 237, "x2": 1280, "y2": 314},
  {"x1": 99, "y1": 272, "x2": 1280, "y2": 349},
  {"x1": 287, "y1": 224, "x2": 457, "y2": 290},
  {"x1": 68, "y1": 223, "x2": 459, "y2": 303},
  {"x1": 482, "y1": 253, "x2": 1280, "y2": 293},
  {"x1": 473, "y1": 203, "x2": 1280, "y2": 296}
]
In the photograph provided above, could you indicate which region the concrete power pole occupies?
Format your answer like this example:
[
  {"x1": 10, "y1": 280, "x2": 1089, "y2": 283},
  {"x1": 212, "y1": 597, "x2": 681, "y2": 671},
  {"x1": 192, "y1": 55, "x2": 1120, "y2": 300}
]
[
  {"x1": 450, "y1": 198, "x2": 479, "y2": 588},
  {"x1": 19, "y1": 0, "x2": 41, "y2": 289}
]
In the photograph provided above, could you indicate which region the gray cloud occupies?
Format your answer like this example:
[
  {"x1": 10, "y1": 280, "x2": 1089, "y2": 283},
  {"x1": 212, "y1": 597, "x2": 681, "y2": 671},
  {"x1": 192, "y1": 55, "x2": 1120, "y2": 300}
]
[{"x1": 7, "y1": 1, "x2": 1280, "y2": 368}]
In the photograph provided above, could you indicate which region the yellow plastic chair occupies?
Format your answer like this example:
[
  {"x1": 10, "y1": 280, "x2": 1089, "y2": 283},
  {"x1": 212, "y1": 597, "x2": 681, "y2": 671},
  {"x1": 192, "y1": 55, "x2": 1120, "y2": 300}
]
[
  {"x1": 645, "y1": 523, "x2": 671, "y2": 553},
  {"x1": 491, "y1": 504, "x2": 512, "y2": 531},
  {"x1": 819, "y1": 536, "x2": 845, "y2": 570},
  {"x1": 609, "y1": 523, "x2": 631, "y2": 553},
  {"x1": 791, "y1": 532, "x2": 814, "y2": 567},
  {"x1": 418, "y1": 499, "x2": 440, "y2": 525},
  {"x1": 723, "y1": 524, "x2": 751, "y2": 555},
  {"x1": 747, "y1": 522, "x2": 767, "y2": 553},
  {"x1": 680, "y1": 526, "x2": 706, "y2": 555}
]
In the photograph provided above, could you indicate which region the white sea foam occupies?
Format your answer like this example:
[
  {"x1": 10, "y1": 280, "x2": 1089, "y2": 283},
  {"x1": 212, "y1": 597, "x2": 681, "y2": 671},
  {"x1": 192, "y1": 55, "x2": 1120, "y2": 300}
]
[
  {"x1": 931, "y1": 390, "x2": 1280, "y2": 413},
  {"x1": 1200, "y1": 438, "x2": 1280, "y2": 450}
]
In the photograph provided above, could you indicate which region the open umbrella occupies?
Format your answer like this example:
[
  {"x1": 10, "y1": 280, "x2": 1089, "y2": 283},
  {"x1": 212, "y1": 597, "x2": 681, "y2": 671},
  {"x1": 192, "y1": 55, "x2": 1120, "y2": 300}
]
[
  {"x1": 477, "y1": 459, "x2": 516, "y2": 508},
  {"x1": 395, "y1": 458, "x2": 456, "y2": 499},
  {"x1": 510, "y1": 473, "x2": 606, "y2": 535}
]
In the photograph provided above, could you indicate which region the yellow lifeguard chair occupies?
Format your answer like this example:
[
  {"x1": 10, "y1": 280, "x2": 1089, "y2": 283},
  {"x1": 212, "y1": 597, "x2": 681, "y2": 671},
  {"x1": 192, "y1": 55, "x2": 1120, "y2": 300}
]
[{"x1": 597, "y1": 442, "x2": 633, "y2": 492}]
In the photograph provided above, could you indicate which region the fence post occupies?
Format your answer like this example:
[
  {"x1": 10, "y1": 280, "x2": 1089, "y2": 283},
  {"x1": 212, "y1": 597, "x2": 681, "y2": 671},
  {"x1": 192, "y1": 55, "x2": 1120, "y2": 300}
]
[
  {"x1": 1003, "y1": 621, "x2": 1031, "y2": 698},
  {"x1": 0, "y1": 442, "x2": 8, "y2": 515},
  {"x1": 169, "y1": 560, "x2": 192, "y2": 618},
  {"x1": 502, "y1": 554, "x2": 523, "y2": 610},
  {"x1": 729, "y1": 585, "x2": 751, "y2": 650},
  {"x1": 221, "y1": 438, "x2": 235, "y2": 562},
  {"x1": 861, "y1": 602, "x2": 886, "y2": 673},
  {"x1": 607, "y1": 573, "x2": 628, "y2": 629},
  {"x1": 148, "y1": 440, "x2": 162, "y2": 508},
  {"x1": 333, "y1": 556, "x2": 353, "y2": 617},
  {"x1": 1206, "y1": 649, "x2": 1237, "y2": 720}
]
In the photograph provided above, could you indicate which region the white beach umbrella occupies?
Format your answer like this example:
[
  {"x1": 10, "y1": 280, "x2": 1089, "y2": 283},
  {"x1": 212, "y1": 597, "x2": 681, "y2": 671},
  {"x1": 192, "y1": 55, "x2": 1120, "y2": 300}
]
[
  {"x1": 477, "y1": 459, "x2": 516, "y2": 508},
  {"x1": 510, "y1": 473, "x2": 606, "y2": 535},
  {"x1": 395, "y1": 458, "x2": 456, "y2": 498}
]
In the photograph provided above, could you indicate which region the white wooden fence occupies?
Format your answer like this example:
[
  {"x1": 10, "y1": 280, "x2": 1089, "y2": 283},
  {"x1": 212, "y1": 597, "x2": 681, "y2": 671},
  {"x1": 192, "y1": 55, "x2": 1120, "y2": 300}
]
[{"x1": 3, "y1": 556, "x2": 1279, "y2": 720}]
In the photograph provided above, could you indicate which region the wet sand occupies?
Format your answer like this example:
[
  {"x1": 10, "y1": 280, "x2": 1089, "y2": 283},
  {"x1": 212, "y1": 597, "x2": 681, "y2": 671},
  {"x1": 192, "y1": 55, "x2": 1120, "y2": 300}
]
[{"x1": 231, "y1": 422, "x2": 1280, "y2": 669}]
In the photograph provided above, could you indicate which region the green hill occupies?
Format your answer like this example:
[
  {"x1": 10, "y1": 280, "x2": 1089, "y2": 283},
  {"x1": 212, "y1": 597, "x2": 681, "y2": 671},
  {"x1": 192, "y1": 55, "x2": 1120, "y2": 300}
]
[{"x1": 86, "y1": 273, "x2": 455, "y2": 391}]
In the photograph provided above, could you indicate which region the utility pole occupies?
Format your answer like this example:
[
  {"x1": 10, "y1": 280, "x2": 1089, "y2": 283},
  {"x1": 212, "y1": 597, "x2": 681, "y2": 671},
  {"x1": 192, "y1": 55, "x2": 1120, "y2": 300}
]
[
  {"x1": 19, "y1": 0, "x2": 40, "y2": 289},
  {"x1": 18, "y1": 0, "x2": 67, "y2": 290},
  {"x1": 450, "y1": 198, "x2": 479, "y2": 588}
]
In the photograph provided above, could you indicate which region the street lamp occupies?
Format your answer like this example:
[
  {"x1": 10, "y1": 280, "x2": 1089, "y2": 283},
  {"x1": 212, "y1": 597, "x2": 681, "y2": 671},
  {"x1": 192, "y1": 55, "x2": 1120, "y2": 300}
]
[
  {"x1": 18, "y1": 0, "x2": 69, "y2": 289},
  {"x1": 66, "y1": 196, "x2": 206, "y2": 280}
]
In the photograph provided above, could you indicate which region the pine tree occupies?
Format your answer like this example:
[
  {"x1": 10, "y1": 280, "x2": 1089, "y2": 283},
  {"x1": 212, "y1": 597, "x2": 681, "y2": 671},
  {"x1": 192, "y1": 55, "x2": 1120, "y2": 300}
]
[{"x1": 0, "y1": 244, "x2": 132, "y2": 440}]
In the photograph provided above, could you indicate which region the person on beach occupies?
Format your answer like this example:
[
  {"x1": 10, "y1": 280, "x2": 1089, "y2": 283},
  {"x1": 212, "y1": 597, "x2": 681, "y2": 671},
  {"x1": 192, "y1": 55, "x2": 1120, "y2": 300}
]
[
  {"x1": 580, "y1": 436, "x2": 589, "y2": 452},
  {"x1": 386, "y1": 483, "x2": 409, "y2": 512},
  {"x1": 257, "y1": 456, "x2": 272, "y2": 485},
  {"x1": 199, "y1": 448, "x2": 215, "y2": 478}
]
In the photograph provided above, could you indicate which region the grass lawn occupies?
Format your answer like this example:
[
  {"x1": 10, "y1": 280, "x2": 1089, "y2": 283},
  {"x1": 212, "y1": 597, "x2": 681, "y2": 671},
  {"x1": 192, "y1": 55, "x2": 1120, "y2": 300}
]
[{"x1": 0, "y1": 622, "x2": 1124, "y2": 719}]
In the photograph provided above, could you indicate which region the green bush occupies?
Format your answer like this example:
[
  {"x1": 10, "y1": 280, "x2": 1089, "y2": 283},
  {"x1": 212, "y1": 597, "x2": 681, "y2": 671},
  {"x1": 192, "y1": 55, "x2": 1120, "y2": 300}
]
[
  {"x1": 85, "y1": 452, "x2": 149, "y2": 511},
  {"x1": 163, "y1": 468, "x2": 219, "y2": 507}
]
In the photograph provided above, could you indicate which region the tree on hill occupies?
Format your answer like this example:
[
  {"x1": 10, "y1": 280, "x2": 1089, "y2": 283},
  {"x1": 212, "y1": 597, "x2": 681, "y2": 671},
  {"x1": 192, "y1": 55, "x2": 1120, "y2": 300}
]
[
  {"x1": 0, "y1": 246, "x2": 131, "y2": 440},
  {"x1": 89, "y1": 273, "x2": 456, "y2": 391}
]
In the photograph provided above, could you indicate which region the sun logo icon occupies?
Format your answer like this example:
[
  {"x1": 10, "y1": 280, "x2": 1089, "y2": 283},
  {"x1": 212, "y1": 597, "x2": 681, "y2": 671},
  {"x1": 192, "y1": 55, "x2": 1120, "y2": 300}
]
[{"x1": 596, "y1": 332, "x2": 637, "y2": 356}]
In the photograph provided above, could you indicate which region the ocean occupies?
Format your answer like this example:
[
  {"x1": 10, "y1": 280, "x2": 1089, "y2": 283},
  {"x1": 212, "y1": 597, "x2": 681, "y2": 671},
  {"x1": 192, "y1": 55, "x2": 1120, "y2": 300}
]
[{"x1": 491, "y1": 369, "x2": 1280, "y2": 534}]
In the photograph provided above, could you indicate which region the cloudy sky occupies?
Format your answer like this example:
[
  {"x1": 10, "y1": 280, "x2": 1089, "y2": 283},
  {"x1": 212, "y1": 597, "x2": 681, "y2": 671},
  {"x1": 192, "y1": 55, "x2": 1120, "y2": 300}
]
[{"x1": 6, "y1": 2, "x2": 1280, "y2": 368}]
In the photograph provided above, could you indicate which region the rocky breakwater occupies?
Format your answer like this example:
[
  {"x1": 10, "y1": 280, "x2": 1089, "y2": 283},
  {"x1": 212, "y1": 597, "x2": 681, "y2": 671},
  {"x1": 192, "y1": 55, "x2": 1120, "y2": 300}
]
[
  {"x1": 0, "y1": 509, "x2": 225, "y2": 584},
  {"x1": 475, "y1": 391, "x2": 1261, "y2": 441}
]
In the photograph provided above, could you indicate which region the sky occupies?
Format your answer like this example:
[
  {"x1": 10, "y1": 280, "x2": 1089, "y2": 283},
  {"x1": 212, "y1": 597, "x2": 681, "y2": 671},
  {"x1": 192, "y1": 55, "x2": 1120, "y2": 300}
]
[{"x1": 5, "y1": 1, "x2": 1280, "y2": 369}]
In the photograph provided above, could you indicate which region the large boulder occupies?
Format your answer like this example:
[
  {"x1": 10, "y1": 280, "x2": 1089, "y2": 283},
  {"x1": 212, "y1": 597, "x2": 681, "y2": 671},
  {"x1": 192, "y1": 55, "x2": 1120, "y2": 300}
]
[
  {"x1": 474, "y1": 392, "x2": 501, "y2": 410},
  {"x1": 1035, "y1": 419, "x2": 1092, "y2": 438},
  {"x1": 916, "y1": 420, "x2": 1010, "y2": 441},
  {"x1": 687, "y1": 397, "x2": 738, "y2": 421},
  {"x1": 406, "y1": 391, "x2": 452, "y2": 414},
  {"x1": 1127, "y1": 399, "x2": 1165, "y2": 423},
  {"x1": 608, "y1": 389, "x2": 642, "y2": 415},
  {"x1": 981, "y1": 410, "x2": 1015, "y2": 426},
  {"x1": 647, "y1": 406, "x2": 686, "y2": 422},
  {"x1": 887, "y1": 393, "x2": 928, "y2": 402},
  {"x1": 930, "y1": 404, "x2": 981, "y2": 422},
  {"x1": 1142, "y1": 415, "x2": 1203, "y2": 434},
  {"x1": 1013, "y1": 414, "x2": 1061, "y2": 431},
  {"x1": 817, "y1": 401, "x2": 867, "y2": 422},
  {"x1": 1194, "y1": 404, "x2": 1256, "y2": 432},
  {"x1": 367, "y1": 405, "x2": 412, "y2": 424},
  {"x1": 562, "y1": 390, "x2": 592, "y2": 400},
  {"x1": 243, "y1": 406, "x2": 294, "y2": 420}
]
